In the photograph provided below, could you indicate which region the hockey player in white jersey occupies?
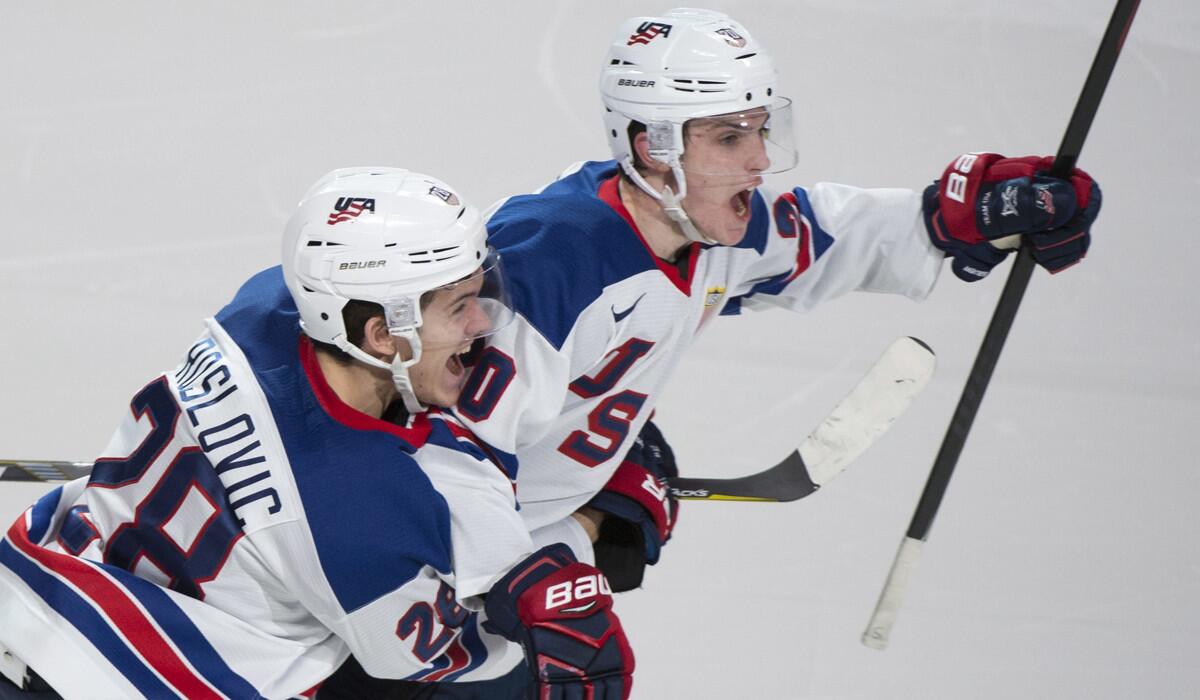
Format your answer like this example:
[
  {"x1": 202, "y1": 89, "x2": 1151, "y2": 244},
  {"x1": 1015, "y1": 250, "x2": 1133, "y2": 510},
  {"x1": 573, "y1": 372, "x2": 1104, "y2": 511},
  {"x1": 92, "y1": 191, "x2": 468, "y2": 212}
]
[
  {"x1": 0, "y1": 168, "x2": 635, "y2": 699},
  {"x1": 449, "y1": 7, "x2": 1104, "y2": 591}
]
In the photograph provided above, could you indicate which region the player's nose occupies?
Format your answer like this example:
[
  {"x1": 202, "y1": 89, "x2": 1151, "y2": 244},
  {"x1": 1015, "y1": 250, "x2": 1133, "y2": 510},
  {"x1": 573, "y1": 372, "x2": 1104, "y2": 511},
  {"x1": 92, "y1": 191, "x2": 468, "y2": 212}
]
[
  {"x1": 466, "y1": 299, "x2": 492, "y2": 336},
  {"x1": 747, "y1": 133, "x2": 770, "y2": 172}
]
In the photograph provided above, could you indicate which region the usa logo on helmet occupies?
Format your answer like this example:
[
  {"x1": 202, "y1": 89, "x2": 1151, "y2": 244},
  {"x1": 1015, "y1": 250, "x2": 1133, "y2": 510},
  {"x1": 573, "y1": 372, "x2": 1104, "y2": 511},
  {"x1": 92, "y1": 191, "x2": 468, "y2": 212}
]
[
  {"x1": 627, "y1": 22, "x2": 671, "y2": 46},
  {"x1": 327, "y1": 197, "x2": 376, "y2": 225}
]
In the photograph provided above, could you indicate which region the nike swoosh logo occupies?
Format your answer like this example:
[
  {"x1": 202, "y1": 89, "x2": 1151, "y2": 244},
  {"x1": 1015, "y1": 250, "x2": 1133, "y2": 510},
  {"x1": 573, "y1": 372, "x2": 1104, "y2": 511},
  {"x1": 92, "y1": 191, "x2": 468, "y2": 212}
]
[
  {"x1": 561, "y1": 601, "x2": 597, "y2": 615},
  {"x1": 612, "y1": 293, "x2": 646, "y2": 323}
]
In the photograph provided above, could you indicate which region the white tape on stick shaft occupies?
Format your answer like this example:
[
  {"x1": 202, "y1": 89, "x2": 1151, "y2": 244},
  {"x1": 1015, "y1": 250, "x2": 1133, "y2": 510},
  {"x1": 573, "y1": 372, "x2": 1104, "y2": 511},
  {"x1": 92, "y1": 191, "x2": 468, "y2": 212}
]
[{"x1": 862, "y1": 536, "x2": 924, "y2": 650}]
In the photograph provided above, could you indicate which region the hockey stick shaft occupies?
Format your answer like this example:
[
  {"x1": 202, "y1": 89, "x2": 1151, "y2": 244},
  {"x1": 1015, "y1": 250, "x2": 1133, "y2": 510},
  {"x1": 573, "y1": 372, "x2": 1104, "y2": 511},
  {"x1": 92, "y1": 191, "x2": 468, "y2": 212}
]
[
  {"x1": 4, "y1": 338, "x2": 937, "y2": 504},
  {"x1": 863, "y1": 0, "x2": 1140, "y2": 650},
  {"x1": 0, "y1": 461, "x2": 91, "y2": 483}
]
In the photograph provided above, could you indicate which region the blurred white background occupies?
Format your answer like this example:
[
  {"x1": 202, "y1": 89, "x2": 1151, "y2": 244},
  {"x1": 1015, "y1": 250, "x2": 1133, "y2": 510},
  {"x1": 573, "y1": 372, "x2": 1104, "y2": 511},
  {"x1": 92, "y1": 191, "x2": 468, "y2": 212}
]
[{"x1": 2, "y1": 2, "x2": 1197, "y2": 697}]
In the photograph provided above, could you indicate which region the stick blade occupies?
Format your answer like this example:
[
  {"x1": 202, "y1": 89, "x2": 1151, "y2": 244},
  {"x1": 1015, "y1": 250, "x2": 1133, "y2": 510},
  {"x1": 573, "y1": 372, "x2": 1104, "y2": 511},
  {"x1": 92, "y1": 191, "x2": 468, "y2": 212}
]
[
  {"x1": 802, "y1": 336, "x2": 936, "y2": 486},
  {"x1": 668, "y1": 336, "x2": 934, "y2": 502}
]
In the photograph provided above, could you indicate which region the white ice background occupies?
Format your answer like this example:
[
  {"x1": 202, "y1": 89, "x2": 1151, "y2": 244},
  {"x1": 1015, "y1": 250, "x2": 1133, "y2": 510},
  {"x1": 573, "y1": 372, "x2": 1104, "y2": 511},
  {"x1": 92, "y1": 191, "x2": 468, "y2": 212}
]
[{"x1": 2, "y1": 2, "x2": 1197, "y2": 698}]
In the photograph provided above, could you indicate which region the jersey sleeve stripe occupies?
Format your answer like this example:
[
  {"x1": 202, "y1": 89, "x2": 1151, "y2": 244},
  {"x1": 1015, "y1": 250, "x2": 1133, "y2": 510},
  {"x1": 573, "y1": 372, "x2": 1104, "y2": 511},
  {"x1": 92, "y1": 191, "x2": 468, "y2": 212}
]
[{"x1": 2, "y1": 496, "x2": 261, "y2": 699}]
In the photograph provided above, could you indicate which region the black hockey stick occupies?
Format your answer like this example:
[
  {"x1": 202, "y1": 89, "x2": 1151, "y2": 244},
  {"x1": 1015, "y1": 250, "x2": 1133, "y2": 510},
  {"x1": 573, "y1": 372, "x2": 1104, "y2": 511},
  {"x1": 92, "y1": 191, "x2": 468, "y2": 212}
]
[
  {"x1": 669, "y1": 450, "x2": 812, "y2": 502},
  {"x1": 3, "y1": 338, "x2": 937, "y2": 503},
  {"x1": 862, "y1": 0, "x2": 1141, "y2": 650}
]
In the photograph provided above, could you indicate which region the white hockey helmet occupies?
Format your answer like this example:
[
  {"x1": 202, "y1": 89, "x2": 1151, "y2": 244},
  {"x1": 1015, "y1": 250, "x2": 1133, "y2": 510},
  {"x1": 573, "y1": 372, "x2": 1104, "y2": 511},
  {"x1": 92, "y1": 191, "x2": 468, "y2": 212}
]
[
  {"x1": 600, "y1": 8, "x2": 798, "y2": 242},
  {"x1": 282, "y1": 167, "x2": 513, "y2": 412}
]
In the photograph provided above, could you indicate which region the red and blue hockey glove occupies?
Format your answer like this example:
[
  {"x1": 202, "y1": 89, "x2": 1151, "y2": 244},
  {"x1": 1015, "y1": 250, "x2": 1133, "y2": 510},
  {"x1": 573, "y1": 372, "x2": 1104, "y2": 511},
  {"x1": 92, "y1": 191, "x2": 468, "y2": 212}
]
[
  {"x1": 483, "y1": 544, "x2": 634, "y2": 700},
  {"x1": 586, "y1": 420, "x2": 679, "y2": 591},
  {"x1": 923, "y1": 152, "x2": 1102, "y2": 281}
]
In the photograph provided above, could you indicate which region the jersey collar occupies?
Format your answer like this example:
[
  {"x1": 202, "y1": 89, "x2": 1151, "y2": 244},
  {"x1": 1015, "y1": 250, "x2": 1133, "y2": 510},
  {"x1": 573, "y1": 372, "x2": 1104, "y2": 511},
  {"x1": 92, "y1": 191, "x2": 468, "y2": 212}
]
[
  {"x1": 598, "y1": 175, "x2": 699, "y2": 296},
  {"x1": 299, "y1": 336, "x2": 432, "y2": 450}
]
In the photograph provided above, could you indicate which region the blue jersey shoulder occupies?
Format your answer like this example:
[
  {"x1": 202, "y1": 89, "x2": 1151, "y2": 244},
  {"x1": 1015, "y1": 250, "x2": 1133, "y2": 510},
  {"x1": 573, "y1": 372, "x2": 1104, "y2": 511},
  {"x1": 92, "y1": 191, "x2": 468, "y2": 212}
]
[
  {"x1": 283, "y1": 419, "x2": 455, "y2": 613},
  {"x1": 214, "y1": 266, "x2": 301, "y2": 373},
  {"x1": 216, "y1": 268, "x2": 456, "y2": 613},
  {"x1": 488, "y1": 161, "x2": 658, "y2": 350}
]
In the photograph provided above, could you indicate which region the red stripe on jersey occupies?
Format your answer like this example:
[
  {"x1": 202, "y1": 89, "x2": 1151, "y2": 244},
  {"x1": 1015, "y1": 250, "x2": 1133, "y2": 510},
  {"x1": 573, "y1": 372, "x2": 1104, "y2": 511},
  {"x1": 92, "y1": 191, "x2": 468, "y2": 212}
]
[
  {"x1": 7, "y1": 516, "x2": 223, "y2": 700},
  {"x1": 597, "y1": 175, "x2": 699, "y2": 295},
  {"x1": 776, "y1": 192, "x2": 813, "y2": 285},
  {"x1": 300, "y1": 336, "x2": 433, "y2": 446},
  {"x1": 422, "y1": 638, "x2": 471, "y2": 682}
]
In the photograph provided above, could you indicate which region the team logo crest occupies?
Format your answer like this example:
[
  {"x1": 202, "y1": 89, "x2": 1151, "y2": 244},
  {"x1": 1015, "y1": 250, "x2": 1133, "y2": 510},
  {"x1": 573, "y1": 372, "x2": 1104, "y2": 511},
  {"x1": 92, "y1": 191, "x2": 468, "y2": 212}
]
[
  {"x1": 1034, "y1": 185, "x2": 1056, "y2": 216},
  {"x1": 627, "y1": 22, "x2": 672, "y2": 46},
  {"x1": 427, "y1": 183, "x2": 460, "y2": 205},
  {"x1": 327, "y1": 197, "x2": 375, "y2": 225},
  {"x1": 1000, "y1": 185, "x2": 1020, "y2": 217},
  {"x1": 698, "y1": 285, "x2": 727, "y2": 331},
  {"x1": 714, "y1": 27, "x2": 746, "y2": 48}
]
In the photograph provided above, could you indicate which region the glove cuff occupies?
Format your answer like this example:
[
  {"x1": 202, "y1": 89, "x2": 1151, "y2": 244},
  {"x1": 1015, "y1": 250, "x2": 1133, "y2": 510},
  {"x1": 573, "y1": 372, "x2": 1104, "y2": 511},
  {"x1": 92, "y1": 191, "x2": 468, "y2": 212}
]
[{"x1": 588, "y1": 460, "x2": 673, "y2": 551}]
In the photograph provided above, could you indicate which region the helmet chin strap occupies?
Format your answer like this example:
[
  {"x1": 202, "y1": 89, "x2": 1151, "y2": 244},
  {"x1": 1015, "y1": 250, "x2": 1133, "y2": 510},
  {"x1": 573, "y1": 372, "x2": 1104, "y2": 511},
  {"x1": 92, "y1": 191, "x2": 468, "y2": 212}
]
[
  {"x1": 658, "y1": 185, "x2": 713, "y2": 245},
  {"x1": 619, "y1": 157, "x2": 718, "y2": 246},
  {"x1": 335, "y1": 333, "x2": 427, "y2": 415}
]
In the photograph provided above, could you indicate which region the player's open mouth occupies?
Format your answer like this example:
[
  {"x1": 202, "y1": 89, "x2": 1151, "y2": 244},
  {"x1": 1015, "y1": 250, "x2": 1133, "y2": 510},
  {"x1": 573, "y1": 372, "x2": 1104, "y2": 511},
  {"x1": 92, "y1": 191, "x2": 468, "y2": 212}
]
[
  {"x1": 732, "y1": 189, "x2": 752, "y2": 220},
  {"x1": 446, "y1": 352, "x2": 465, "y2": 377},
  {"x1": 445, "y1": 338, "x2": 485, "y2": 377}
]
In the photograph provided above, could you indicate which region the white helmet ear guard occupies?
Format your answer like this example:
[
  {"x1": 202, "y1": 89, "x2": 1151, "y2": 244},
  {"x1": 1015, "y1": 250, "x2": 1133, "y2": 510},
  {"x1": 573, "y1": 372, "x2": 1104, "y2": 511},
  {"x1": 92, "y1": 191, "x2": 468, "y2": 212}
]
[
  {"x1": 599, "y1": 8, "x2": 798, "y2": 242},
  {"x1": 281, "y1": 167, "x2": 513, "y2": 413}
]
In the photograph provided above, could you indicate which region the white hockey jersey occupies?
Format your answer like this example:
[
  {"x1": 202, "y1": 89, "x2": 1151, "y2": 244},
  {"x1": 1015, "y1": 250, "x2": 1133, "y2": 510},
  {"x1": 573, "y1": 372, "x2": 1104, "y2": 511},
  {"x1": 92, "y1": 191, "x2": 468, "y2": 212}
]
[
  {"x1": 456, "y1": 160, "x2": 945, "y2": 530},
  {"x1": 0, "y1": 269, "x2": 528, "y2": 699}
]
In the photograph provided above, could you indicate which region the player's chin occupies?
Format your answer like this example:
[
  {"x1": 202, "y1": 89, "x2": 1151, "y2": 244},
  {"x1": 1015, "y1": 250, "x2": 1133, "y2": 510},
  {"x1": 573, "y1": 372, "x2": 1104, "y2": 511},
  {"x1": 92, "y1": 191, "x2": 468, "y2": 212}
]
[
  {"x1": 439, "y1": 353, "x2": 471, "y2": 402},
  {"x1": 698, "y1": 213, "x2": 750, "y2": 246},
  {"x1": 693, "y1": 196, "x2": 752, "y2": 245},
  {"x1": 412, "y1": 353, "x2": 467, "y2": 409}
]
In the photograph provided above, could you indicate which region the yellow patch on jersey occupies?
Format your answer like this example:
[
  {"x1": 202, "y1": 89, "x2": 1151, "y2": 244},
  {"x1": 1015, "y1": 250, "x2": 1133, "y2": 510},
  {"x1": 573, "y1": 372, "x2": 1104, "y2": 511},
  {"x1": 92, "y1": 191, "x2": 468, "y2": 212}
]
[{"x1": 703, "y1": 286, "x2": 726, "y2": 308}]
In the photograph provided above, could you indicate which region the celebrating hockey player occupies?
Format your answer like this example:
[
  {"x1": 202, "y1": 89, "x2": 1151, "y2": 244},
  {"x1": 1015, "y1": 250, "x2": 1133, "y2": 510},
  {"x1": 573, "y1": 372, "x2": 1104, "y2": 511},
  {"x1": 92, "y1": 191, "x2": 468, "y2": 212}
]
[
  {"x1": 0, "y1": 168, "x2": 634, "y2": 700},
  {"x1": 456, "y1": 7, "x2": 1102, "y2": 590},
  {"x1": 323, "y1": 7, "x2": 1103, "y2": 696},
  {"x1": 318, "y1": 8, "x2": 1104, "y2": 697}
]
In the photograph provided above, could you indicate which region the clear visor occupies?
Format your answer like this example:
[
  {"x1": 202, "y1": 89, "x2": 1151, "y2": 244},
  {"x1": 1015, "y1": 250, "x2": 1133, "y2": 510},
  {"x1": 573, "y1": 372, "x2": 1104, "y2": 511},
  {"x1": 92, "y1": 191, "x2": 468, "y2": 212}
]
[
  {"x1": 650, "y1": 97, "x2": 798, "y2": 184},
  {"x1": 383, "y1": 247, "x2": 515, "y2": 353}
]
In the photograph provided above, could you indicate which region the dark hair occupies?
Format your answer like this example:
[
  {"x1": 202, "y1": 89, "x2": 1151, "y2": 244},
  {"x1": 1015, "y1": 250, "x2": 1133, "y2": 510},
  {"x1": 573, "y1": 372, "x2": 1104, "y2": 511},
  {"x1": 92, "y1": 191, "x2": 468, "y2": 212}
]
[
  {"x1": 310, "y1": 292, "x2": 440, "y2": 363},
  {"x1": 310, "y1": 299, "x2": 384, "y2": 363}
]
